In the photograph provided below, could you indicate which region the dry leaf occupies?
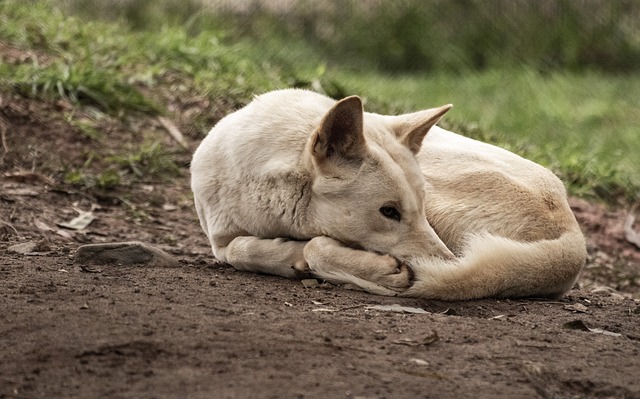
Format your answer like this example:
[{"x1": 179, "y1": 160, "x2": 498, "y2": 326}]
[
  {"x1": 158, "y1": 116, "x2": 188, "y2": 149},
  {"x1": 365, "y1": 304, "x2": 429, "y2": 314},
  {"x1": 562, "y1": 319, "x2": 622, "y2": 337},
  {"x1": 57, "y1": 211, "x2": 95, "y2": 230},
  {"x1": 79, "y1": 265, "x2": 101, "y2": 273},
  {"x1": 392, "y1": 331, "x2": 439, "y2": 347},
  {"x1": 563, "y1": 303, "x2": 589, "y2": 313},
  {"x1": 55, "y1": 229, "x2": 73, "y2": 239},
  {"x1": 4, "y1": 188, "x2": 39, "y2": 196},
  {"x1": 34, "y1": 219, "x2": 54, "y2": 231},
  {"x1": 4, "y1": 171, "x2": 54, "y2": 185},
  {"x1": 589, "y1": 328, "x2": 623, "y2": 337}
]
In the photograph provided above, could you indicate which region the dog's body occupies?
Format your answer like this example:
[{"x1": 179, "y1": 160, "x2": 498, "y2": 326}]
[
  {"x1": 401, "y1": 127, "x2": 587, "y2": 299},
  {"x1": 191, "y1": 89, "x2": 586, "y2": 300}
]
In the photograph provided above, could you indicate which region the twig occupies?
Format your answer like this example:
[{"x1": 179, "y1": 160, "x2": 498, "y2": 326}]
[
  {"x1": 158, "y1": 116, "x2": 188, "y2": 150},
  {"x1": 0, "y1": 115, "x2": 8, "y2": 159},
  {"x1": 0, "y1": 220, "x2": 19, "y2": 236}
]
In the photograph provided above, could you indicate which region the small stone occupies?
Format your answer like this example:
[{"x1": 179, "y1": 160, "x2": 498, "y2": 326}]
[
  {"x1": 409, "y1": 358, "x2": 430, "y2": 366},
  {"x1": 8, "y1": 242, "x2": 39, "y2": 254},
  {"x1": 301, "y1": 278, "x2": 319, "y2": 288},
  {"x1": 74, "y1": 241, "x2": 180, "y2": 268},
  {"x1": 8, "y1": 241, "x2": 50, "y2": 254}
]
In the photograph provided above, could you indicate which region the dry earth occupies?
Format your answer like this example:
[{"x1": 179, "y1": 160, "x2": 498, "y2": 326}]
[{"x1": 1, "y1": 90, "x2": 640, "y2": 399}]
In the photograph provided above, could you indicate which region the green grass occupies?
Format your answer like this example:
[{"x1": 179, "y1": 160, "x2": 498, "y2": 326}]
[
  {"x1": 335, "y1": 69, "x2": 640, "y2": 202},
  {"x1": 108, "y1": 141, "x2": 182, "y2": 179},
  {"x1": 202, "y1": 0, "x2": 640, "y2": 74},
  {"x1": 1, "y1": 0, "x2": 638, "y2": 203},
  {"x1": 0, "y1": 1, "x2": 294, "y2": 115},
  {"x1": 0, "y1": 2, "x2": 158, "y2": 114}
]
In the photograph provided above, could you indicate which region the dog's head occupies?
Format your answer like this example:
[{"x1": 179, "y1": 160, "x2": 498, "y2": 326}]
[{"x1": 309, "y1": 95, "x2": 454, "y2": 261}]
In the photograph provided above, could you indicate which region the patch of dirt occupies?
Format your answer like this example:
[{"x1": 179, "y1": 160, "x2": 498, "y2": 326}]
[
  {"x1": 1, "y1": 93, "x2": 639, "y2": 398},
  {"x1": 570, "y1": 197, "x2": 640, "y2": 296}
]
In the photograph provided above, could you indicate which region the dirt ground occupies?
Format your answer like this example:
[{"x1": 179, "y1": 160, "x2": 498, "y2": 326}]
[{"x1": 1, "y1": 91, "x2": 640, "y2": 399}]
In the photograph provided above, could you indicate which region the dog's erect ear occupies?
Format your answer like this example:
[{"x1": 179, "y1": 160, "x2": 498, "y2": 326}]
[
  {"x1": 392, "y1": 104, "x2": 452, "y2": 154},
  {"x1": 312, "y1": 96, "x2": 366, "y2": 166}
]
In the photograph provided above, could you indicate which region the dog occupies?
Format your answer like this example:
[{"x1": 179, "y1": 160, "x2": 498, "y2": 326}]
[{"x1": 191, "y1": 89, "x2": 586, "y2": 300}]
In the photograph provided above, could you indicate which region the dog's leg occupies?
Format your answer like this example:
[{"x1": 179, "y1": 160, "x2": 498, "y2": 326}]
[
  {"x1": 218, "y1": 236, "x2": 310, "y2": 279},
  {"x1": 304, "y1": 236, "x2": 412, "y2": 296}
]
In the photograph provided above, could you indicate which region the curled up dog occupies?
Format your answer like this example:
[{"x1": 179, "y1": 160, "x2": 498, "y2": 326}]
[{"x1": 190, "y1": 89, "x2": 586, "y2": 300}]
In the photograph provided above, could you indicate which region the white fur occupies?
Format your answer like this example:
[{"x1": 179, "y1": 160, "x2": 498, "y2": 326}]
[
  {"x1": 191, "y1": 89, "x2": 587, "y2": 300},
  {"x1": 401, "y1": 126, "x2": 587, "y2": 299},
  {"x1": 404, "y1": 230, "x2": 586, "y2": 300}
]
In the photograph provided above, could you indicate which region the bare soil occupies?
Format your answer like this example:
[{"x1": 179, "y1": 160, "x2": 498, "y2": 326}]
[{"x1": 1, "y1": 90, "x2": 640, "y2": 399}]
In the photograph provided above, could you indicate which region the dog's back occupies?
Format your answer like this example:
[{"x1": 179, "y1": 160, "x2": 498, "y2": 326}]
[
  {"x1": 420, "y1": 127, "x2": 578, "y2": 250},
  {"x1": 191, "y1": 89, "x2": 330, "y2": 241}
]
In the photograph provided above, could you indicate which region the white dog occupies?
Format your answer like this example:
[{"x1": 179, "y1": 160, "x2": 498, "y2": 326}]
[{"x1": 191, "y1": 89, "x2": 586, "y2": 300}]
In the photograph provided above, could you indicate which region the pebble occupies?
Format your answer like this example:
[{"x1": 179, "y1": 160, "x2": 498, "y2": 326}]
[
  {"x1": 74, "y1": 241, "x2": 180, "y2": 268},
  {"x1": 301, "y1": 278, "x2": 319, "y2": 288},
  {"x1": 8, "y1": 242, "x2": 39, "y2": 254},
  {"x1": 7, "y1": 241, "x2": 50, "y2": 254}
]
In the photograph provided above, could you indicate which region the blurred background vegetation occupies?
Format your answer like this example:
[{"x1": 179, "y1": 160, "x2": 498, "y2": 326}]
[
  {"x1": 1, "y1": 0, "x2": 639, "y2": 203},
  {"x1": 62, "y1": 0, "x2": 640, "y2": 73}
]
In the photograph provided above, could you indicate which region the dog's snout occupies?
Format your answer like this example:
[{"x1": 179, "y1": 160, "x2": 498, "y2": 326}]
[
  {"x1": 411, "y1": 222, "x2": 455, "y2": 261},
  {"x1": 440, "y1": 247, "x2": 456, "y2": 261}
]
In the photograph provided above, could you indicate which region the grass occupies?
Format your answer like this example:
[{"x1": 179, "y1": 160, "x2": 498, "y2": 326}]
[
  {"x1": 0, "y1": 3, "x2": 158, "y2": 114},
  {"x1": 0, "y1": 0, "x2": 638, "y2": 204},
  {"x1": 108, "y1": 141, "x2": 182, "y2": 179},
  {"x1": 206, "y1": 0, "x2": 640, "y2": 74},
  {"x1": 0, "y1": 2, "x2": 293, "y2": 113}
]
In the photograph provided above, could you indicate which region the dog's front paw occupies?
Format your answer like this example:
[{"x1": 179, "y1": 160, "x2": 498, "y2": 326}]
[
  {"x1": 303, "y1": 236, "x2": 412, "y2": 294},
  {"x1": 372, "y1": 256, "x2": 413, "y2": 290},
  {"x1": 293, "y1": 259, "x2": 309, "y2": 272}
]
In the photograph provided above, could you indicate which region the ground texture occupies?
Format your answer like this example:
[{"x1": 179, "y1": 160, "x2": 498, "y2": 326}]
[{"x1": 1, "y1": 92, "x2": 640, "y2": 399}]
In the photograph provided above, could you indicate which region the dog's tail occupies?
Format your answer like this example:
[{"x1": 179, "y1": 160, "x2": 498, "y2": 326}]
[{"x1": 402, "y1": 228, "x2": 587, "y2": 300}]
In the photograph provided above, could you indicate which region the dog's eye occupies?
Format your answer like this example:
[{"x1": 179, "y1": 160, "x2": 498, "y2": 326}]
[{"x1": 379, "y1": 206, "x2": 401, "y2": 222}]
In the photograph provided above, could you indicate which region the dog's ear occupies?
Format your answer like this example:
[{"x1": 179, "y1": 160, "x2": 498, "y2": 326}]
[
  {"x1": 392, "y1": 104, "x2": 452, "y2": 154},
  {"x1": 312, "y1": 96, "x2": 366, "y2": 166}
]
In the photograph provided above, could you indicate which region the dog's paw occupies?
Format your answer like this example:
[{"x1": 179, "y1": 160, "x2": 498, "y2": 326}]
[
  {"x1": 371, "y1": 256, "x2": 413, "y2": 290},
  {"x1": 293, "y1": 259, "x2": 309, "y2": 272},
  {"x1": 303, "y1": 235, "x2": 412, "y2": 292}
]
